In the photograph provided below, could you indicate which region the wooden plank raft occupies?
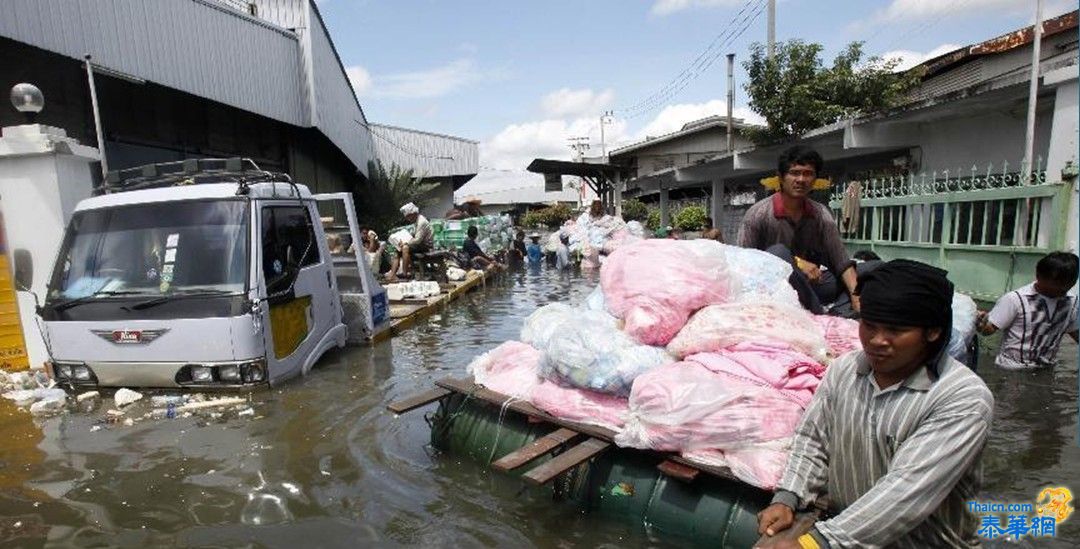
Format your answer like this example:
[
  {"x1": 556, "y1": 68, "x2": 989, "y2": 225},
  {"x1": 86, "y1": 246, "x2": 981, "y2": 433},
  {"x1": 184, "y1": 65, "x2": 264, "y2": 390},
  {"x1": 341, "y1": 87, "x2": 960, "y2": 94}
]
[{"x1": 386, "y1": 376, "x2": 742, "y2": 485}]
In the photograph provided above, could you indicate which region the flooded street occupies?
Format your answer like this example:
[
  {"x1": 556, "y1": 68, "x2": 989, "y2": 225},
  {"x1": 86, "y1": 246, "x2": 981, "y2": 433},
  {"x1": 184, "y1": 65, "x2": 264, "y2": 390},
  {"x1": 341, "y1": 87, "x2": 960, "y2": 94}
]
[{"x1": 0, "y1": 270, "x2": 1077, "y2": 547}]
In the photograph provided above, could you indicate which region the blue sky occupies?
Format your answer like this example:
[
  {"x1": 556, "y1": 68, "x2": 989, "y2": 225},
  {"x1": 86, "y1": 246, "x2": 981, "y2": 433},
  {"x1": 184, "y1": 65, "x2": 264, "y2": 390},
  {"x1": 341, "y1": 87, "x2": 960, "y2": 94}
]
[{"x1": 317, "y1": 0, "x2": 1075, "y2": 197}]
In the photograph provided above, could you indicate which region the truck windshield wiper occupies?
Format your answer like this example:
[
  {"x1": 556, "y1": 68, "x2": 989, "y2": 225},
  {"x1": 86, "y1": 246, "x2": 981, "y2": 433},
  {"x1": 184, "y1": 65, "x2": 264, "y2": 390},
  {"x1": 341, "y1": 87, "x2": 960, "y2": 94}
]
[
  {"x1": 128, "y1": 289, "x2": 241, "y2": 311},
  {"x1": 52, "y1": 290, "x2": 152, "y2": 312}
]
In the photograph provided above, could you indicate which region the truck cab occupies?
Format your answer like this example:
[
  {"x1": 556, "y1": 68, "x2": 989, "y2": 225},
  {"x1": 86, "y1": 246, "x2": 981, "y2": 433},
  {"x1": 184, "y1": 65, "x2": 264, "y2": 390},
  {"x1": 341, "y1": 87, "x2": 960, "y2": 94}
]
[{"x1": 37, "y1": 158, "x2": 387, "y2": 389}]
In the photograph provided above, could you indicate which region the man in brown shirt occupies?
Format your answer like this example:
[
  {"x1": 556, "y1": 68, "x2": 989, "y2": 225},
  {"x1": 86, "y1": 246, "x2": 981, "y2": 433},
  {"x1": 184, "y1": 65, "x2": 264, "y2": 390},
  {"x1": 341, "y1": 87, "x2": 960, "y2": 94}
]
[{"x1": 737, "y1": 146, "x2": 859, "y2": 315}]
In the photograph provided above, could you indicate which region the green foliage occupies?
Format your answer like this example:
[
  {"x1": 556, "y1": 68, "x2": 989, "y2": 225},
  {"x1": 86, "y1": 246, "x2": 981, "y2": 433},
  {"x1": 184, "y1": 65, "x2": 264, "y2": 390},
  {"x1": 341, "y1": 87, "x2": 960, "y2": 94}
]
[
  {"x1": 673, "y1": 205, "x2": 707, "y2": 231},
  {"x1": 355, "y1": 159, "x2": 440, "y2": 235},
  {"x1": 620, "y1": 198, "x2": 649, "y2": 222},
  {"x1": 521, "y1": 203, "x2": 574, "y2": 229},
  {"x1": 645, "y1": 209, "x2": 661, "y2": 231},
  {"x1": 743, "y1": 40, "x2": 922, "y2": 144}
]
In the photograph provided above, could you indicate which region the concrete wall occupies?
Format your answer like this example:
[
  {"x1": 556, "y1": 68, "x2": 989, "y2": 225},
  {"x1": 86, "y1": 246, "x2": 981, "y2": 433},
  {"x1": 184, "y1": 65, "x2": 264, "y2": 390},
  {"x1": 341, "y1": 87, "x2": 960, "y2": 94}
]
[
  {"x1": 613, "y1": 125, "x2": 753, "y2": 179},
  {"x1": 914, "y1": 102, "x2": 1053, "y2": 174}
]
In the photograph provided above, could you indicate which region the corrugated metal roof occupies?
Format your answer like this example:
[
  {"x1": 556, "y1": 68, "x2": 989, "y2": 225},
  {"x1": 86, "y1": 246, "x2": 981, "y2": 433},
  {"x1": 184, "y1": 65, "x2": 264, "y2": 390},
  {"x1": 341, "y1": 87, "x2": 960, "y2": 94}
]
[
  {"x1": 0, "y1": 0, "x2": 307, "y2": 127},
  {"x1": 370, "y1": 123, "x2": 479, "y2": 178},
  {"x1": 0, "y1": 0, "x2": 389, "y2": 177}
]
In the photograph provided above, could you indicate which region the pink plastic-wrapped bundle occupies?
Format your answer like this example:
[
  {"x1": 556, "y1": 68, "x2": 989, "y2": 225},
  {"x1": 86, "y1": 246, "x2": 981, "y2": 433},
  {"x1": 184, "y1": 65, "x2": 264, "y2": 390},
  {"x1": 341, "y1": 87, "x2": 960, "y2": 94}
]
[
  {"x1": 667, "y1": 301, "x2": 827, "y2": 362},
  {"x1": 682, "y1": 439, "x2": 792, "y2": 490},
  {"x1": 530, "y1": 381, "x2": 628, "y2": 431},
  {"x1": 615, "y1": 357, "x2": 805, "y2": 452},
  {"x1": 600, "y1": 239, "x2": 731, "y2": 346},
  {"x1": 694, "y1": 344, "x2": 825, "y2": 408},
  {"x1": 466, "y1": 341, "x2": 544, "y2": 399},
  {"x1": 813, "y1": 315, "x2": 863, "y2": 360}
]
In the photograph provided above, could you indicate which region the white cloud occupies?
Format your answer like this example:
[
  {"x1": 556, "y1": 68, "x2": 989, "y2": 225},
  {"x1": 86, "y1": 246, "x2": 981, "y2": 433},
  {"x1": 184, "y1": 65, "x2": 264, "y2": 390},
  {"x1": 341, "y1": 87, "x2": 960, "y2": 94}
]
[
  {"x1": 651, "y1": 0, "x2": 741, "y2": 16},
  {"x1": 345, "y1": 65, "x2": 372, "y2": 97},
  {"x1": 348, "y1": 59, "x2": 484, "y2": 100},
  {"x1": 862, "y1": 0, "x2": 1042, "y2": 25},
  {"x1": 880, "y1": 43, "x2": 963, "y2": 72},
  {"x1": 630, "y1": 100, "x2": 765, "y2": 143},
  {"x1": 540, "y1": 88, "x2": 616, "y2": 118},
  {"x1": 480, "y1": 116, "x2": 631, "y2": 170}
]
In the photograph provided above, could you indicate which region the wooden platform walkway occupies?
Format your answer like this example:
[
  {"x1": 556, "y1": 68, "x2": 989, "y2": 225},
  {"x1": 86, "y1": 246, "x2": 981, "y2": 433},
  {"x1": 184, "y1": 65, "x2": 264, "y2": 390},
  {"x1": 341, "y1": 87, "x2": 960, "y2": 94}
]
[{"x1": 370, "y1": 270, "x2": 492, "y2": 343}]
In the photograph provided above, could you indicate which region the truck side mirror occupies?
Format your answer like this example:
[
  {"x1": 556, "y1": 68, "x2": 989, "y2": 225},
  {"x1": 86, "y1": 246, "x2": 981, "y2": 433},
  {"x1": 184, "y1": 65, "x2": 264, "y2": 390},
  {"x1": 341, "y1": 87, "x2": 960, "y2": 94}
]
[{"x1": 13, "y1": 249, "x2": 32, "y2": 291}]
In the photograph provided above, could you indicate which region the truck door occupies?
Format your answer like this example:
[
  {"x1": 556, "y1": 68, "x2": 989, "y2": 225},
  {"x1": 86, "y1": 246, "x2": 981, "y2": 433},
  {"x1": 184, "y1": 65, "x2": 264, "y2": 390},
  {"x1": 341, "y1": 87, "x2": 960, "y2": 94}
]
[
  {"x1": 313, "y1": 192, "x2": 388, "y2": 341},
  {"x1": 258, "y1": 202, "x2": 331, "y2": 380}
]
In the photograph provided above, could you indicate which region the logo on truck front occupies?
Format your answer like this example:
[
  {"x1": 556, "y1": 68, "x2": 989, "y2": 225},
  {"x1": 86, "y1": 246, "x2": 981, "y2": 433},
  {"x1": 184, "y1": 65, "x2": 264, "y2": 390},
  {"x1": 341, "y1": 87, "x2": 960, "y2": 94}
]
[{"x1": 91, "y1": 329, "x2": 169, "y2": 344}]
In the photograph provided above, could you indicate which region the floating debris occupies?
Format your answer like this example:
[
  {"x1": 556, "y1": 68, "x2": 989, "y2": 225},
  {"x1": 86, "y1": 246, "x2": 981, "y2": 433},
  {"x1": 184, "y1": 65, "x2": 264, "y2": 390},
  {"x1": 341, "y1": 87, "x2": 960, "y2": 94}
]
[
  {"x1": 76, "y1": 391, "x2": 100, "y2": 403},
  {"x1": 114, "y1": 388, "x2": 143, "y2": 408}
]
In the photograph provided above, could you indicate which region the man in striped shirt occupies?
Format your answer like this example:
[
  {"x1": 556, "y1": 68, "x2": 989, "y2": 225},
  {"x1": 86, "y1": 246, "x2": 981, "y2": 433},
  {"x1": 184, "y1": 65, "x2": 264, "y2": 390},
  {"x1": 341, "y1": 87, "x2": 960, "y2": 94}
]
[
  {"x1": 757, "y1": 260, "x2": 995, "y2": 548},
  {"x1": 976, "y1": 251, "x2": 1078, "y2": 370}
]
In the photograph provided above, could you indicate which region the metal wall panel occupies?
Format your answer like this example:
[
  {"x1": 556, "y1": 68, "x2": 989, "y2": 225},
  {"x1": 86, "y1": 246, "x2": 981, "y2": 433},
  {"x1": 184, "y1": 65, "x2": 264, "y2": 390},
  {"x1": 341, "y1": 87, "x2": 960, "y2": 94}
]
[
  {"x1": 0, "y1": 0, "x2": 305, "y2": 127},
  {"x1": 370, "y1": 124, "x2": 479, "y2": 178},
  {"x1": 307, "y1": 5, "x2": 376, "y2": 176}
]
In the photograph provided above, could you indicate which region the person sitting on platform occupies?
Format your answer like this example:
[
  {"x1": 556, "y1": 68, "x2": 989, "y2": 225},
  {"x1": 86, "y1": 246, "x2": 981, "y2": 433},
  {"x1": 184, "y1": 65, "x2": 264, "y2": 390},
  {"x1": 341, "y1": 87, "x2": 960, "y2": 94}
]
[
  {"x1": 387, "y1": 202, "x2": 433, "y2": 282},
  {"x1": 462, "y1": 226, "x2": 501, "y2": 271},
  {"x1": 737, "y1": 145, "x2": 859, "y2": 315}
]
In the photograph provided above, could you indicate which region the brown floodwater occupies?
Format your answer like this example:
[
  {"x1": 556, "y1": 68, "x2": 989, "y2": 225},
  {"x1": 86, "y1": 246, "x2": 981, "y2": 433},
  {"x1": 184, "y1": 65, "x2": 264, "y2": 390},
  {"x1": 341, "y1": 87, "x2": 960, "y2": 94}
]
[{"x1": 0, "y1": 269, "x2": 1076, "y2": 547}]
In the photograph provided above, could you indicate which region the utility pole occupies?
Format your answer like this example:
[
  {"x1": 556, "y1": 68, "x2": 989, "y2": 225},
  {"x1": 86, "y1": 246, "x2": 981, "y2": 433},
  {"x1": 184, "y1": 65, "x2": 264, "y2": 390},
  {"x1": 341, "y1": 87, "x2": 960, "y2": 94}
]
[
  {"x1": 1022, "y1": 0, "x2": 1043, "y2": 186},
  {"x1": 567, "y1": 136, "x2": 590, "y2": 162},
  {"x1": 599, "y1": 110, "x2": 613, "y2": 160},
  {"x1": 726, "y1": 53, "x2": 735, "y2": 152},
  {"x1": 767, "y1": 0, "x2": 776, "y2": 60}
]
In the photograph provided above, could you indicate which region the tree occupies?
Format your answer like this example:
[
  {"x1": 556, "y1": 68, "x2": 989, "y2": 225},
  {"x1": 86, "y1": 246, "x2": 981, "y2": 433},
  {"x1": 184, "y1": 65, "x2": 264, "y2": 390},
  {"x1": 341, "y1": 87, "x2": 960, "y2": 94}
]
[
  {"x1": 620, "y1": 198, "x2": 649, "y2": 222},
  {"x1": 743, "y1": 40, "x2": 922, "y2": 144},
  {"x1": 356, "y1": 159, "x2": 440, "y2": 235}
]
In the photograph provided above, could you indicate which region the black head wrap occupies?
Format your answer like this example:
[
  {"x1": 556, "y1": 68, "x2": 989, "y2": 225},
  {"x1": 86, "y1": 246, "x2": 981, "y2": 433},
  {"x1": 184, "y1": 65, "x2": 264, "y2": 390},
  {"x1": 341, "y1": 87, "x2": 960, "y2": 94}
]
[{"x1": 857, "y1": 259, "x2": 954, "y2": 369}]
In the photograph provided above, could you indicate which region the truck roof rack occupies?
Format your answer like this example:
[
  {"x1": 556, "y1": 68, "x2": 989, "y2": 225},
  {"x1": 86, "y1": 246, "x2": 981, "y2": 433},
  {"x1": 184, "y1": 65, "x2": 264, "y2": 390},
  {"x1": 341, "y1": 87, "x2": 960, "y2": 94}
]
[{"x1": 97, "y1": 158, "x2": 292, "y2": 195}]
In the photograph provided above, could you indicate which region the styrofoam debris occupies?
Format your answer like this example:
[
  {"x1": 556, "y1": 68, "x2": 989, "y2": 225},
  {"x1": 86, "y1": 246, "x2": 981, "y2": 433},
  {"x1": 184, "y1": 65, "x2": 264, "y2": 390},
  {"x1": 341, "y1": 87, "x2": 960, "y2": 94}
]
[
  {"x1": 237, "y1": 408, "x2": 255, "y2": 417},
  {"x1": 77, "y1": 391, "x2": 100, "y2": 402},
  {"x1": 114, "y1": 388, "x2": 143, "y2": 408},
  {"x1": 29, "y1": 393, "x2": 67, "y2": 415},
  {"x1": 150, "y1": 395, "x2": 188, "y2": 407},
  {"x1": 122, "y1": 418, "x2": 134, "y2": 426}
]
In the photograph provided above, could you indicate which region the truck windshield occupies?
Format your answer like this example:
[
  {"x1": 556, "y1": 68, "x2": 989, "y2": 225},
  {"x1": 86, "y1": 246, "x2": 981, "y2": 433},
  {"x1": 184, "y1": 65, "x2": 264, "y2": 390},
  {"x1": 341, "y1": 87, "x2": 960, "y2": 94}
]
[{"x1": 48, "y1": 200, "x2": 249, "y2": 302}]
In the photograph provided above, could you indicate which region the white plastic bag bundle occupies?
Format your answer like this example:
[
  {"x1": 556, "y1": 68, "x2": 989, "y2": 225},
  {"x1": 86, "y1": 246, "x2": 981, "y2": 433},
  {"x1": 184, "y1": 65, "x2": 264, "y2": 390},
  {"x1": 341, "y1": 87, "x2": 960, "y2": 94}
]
[
  {"x1": 388, "y1": 229, "x2": 414, "y2": 249},
  {"x1": 723, "y1": 245, "x2": 800, "y2": 306},
  {"x1": 585, "y1": 285, "x2": 607, "y2": 312},
  {"x1": 947, "y1": 293, "x2": 978, "y2": 363},
  {"x1": 626, "y1": 221, "x2": 645, "y2": 238},
  {"x1": 540, "y1": 313, "x2": 672, "y2": 397},
  {"x1": 521, "y1": 303, "x2": 579, "y2": 348}
]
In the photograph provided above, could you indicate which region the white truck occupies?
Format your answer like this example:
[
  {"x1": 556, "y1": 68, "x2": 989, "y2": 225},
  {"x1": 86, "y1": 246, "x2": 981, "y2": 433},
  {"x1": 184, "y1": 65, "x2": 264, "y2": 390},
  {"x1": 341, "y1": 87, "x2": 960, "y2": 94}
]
[{"x1": 21, "y1": 158, "x2": 388, "y2": 389}]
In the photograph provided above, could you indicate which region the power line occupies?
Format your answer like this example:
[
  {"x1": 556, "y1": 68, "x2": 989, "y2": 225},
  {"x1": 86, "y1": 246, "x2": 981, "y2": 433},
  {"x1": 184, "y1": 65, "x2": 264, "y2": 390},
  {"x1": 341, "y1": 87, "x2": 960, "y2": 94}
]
[
  {"x1": 617, "y1": 0, "x2": 758, "y2": 115},
  {"x1": 353, "y1": 118, "x2": 455, "y2": 160},
  {"x1": 617, "y1": 0, "x2": 767, "y2": 119}
]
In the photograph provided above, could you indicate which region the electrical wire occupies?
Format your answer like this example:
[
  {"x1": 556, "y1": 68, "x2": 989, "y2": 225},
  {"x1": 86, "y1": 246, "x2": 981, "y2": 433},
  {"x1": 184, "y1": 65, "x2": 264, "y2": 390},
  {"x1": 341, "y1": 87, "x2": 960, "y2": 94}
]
[
  {"x1": 617, "y1": 0, "x2": 767, "y2": 119},
  {"x1": 354, "y1": 118, "x2": 455, "y2": 161}
]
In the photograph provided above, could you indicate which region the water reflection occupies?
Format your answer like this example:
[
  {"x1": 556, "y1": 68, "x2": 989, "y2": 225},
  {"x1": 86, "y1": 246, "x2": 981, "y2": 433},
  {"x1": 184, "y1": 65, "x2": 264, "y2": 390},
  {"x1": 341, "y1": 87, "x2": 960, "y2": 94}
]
[{"x1": 0, "y1": 269, "x2": 1075, "y2": 547}]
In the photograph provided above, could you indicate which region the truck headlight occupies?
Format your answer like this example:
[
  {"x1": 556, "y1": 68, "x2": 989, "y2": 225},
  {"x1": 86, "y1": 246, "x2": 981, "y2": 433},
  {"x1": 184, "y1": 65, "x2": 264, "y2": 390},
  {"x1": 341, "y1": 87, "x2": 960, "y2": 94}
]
[
  {"x1": 73, "y1": 365, "x2": 93, "y2": 381},
  {"x1": 241, "y1": 360, "x2": 266, "y2": 383},
  {"x1": 218, "y1": 364, "x2": 241, "y2": 382},
  {"x1": 191, "y1": 366, "x2": 213, "y2": 383},
  {"x1": 56, "y1": 363, "x2": 73, "y2": 379}
]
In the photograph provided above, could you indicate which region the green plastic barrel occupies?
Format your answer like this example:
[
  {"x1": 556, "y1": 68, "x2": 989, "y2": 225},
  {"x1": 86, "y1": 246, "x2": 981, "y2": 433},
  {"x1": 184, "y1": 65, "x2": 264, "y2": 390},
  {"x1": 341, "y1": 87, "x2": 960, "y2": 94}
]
[{"x1": 429, "y1": 394, "x2": 769, "y2": 547}]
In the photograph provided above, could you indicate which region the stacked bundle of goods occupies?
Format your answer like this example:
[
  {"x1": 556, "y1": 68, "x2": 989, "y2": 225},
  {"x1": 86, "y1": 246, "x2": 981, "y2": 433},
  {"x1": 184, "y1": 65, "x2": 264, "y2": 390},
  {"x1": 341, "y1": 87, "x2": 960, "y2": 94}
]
[
  {"x1": 466, "y1": 239, "x2": 978, "y2": 490},
  {"x1": 389, "y1": 215, "x2": 515, "y2": 253},
  {"x1": 555, "y1": 212, "x2": 644, "y2": 269}
]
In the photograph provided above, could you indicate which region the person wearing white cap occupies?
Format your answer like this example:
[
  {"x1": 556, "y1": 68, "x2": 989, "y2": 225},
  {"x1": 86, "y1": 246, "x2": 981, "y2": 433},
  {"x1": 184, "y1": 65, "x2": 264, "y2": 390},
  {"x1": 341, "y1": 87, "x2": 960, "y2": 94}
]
[{"x1": 388, "y1": 202, "x2": 434, "y2": 282}]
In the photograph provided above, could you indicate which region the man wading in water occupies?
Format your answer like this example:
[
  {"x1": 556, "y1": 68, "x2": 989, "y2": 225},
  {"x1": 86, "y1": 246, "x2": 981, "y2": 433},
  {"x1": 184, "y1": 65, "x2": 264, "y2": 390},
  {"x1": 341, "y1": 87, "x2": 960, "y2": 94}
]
[{"x1": 756, "y1": 260, "x2": 994, "y2": 548}]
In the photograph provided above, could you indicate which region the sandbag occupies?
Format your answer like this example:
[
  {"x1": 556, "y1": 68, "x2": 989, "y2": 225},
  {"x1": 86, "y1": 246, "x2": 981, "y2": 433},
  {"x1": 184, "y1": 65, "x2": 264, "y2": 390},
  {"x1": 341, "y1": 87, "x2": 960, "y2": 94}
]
[
  {"x1": 600, "y1": 239, "x2": 731, "y2": 346},
  {"x1": 667, "y1": 301, "x2": 827, "y2": 362}
]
